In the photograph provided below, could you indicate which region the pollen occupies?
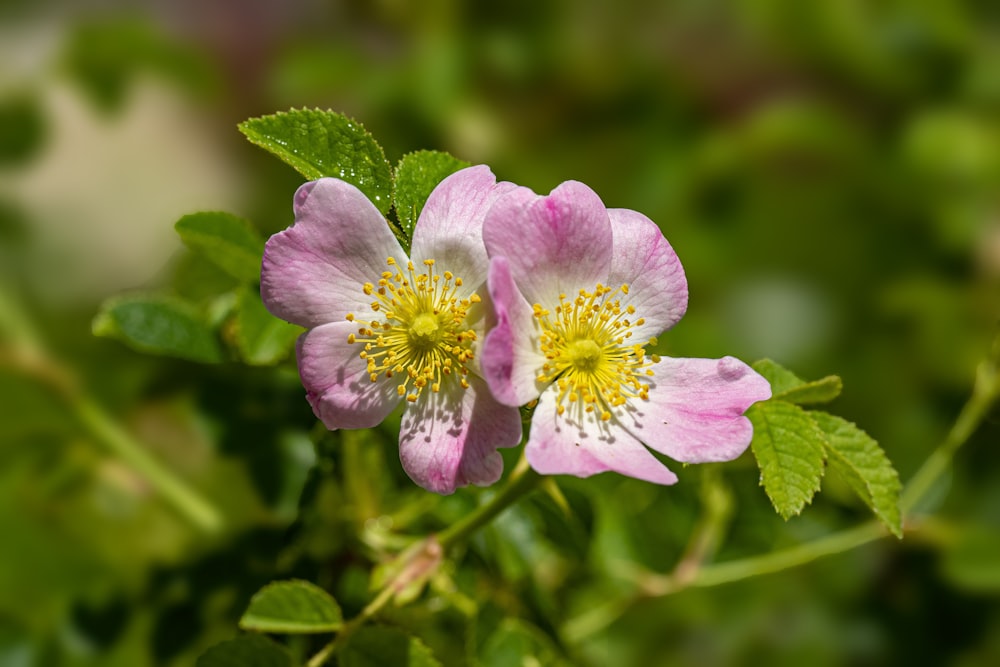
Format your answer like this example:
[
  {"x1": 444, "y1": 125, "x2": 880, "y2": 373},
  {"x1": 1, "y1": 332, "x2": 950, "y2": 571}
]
[
  {"x1": 346, "y1": 257, "x2": 478, "y2": 401},
  {"x1": 533, "y1": 283, "x2": 658, "y2": 426}
]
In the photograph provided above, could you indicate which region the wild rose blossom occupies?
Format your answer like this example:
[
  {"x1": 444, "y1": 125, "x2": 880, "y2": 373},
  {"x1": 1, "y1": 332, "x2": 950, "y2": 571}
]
[
  {"x1": 481, "y1": 180, "x2": 771, "y2": 484},
  {"x1": 261, "y1": 166, "x2": 522, "y2": 494}
]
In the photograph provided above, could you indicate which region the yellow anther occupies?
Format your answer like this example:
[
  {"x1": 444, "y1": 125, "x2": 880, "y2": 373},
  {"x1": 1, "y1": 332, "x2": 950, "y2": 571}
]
[{"x1": 346, "y1": 256, "x2": 478, "y2": 402}]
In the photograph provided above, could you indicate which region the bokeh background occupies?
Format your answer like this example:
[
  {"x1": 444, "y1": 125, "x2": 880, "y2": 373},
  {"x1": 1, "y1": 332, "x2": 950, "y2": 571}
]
[{"x1": 2, "y1": 0, "x2": 999, "y2": 665}]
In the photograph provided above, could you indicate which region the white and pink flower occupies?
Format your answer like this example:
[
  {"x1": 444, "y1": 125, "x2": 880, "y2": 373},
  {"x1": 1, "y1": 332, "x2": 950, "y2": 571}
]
[
  {"x1": 481, "y1": 180, "x2": 771, "y2": 484},
  {"x1": 261, "y1": 166, "x2": 522, "y2": 494}
]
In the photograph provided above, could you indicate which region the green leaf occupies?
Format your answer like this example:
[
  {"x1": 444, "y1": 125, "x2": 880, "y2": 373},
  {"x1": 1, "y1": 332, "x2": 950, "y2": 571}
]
[
  {"x1": 239, "y1": 580, "x2": 342, "y2": 634},
  {"x1": 93, "y1": 294, "x2": 222, "y2": 363},
  {"x1": 752, "y1": 358, "x2": 842, "y2": 404},
  {"x1": 196, "y1": 635, "x2": 292, "y2": 667},
  {"x1": 233, "y1": 288, "x2": 302, "y2": 365},
  {"x1": 239, "y1": 109, "x2": 392, "y2": 214},
  {"x1": 812, "y1": 411, "x2": 902, "y2": 537},
  {"x1": 776, "y1": 375, "x2": 843, "y2": 405},
  {"x1": 175, "y1": 212, "x2": 265, "y2": 283},
  {"x1": 481, "y1": 619, "x2": 570, "y2": 667},
  {"x1": 748, "y1": 401, "x2": 827, "y2": 519},
  {"x1": 340, "y1": 626, "x2": 442, "y2": 667},
  {"x1": 752, "y1": 358, "x2": 805, "y2": 395},
  {"x1": 392, "y1": 150, "x2": 470, "y2": 237}
]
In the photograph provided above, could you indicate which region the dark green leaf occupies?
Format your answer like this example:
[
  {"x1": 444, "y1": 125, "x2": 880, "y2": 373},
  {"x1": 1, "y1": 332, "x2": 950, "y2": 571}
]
[
  {"x1": 239, "y1": 580, "x2": 342, "y2": 634},
  {"x1": 340, "y1": 626, "x2": 442, "y2": 667},
  {"x1": 748, "y1": 401, "x2": 827, "y2": 519},
  {"x1": 752, "y1": 358, "x2": 842, "y2": 404},
  {"x1": 175, "y1": 212, "x2": 265, "y2": 283},
  {"x1": 196, "y1": 635, "x2": 292, "y2": 667},
  {"x1": 812, "y1": 411, "x2": 902, "y2": 537},
  {"x1": 392, "y1": 150, "x2": 470, "y2": 237},
  {"x1": 239, "y1": 109, "x2": 392, "y2": 214},
  {"x1": 92, "y1": 294, "x2": 222, "y2": 363},
  {"x1": 233, "y1": 288, "x2": 302, "y2": 365}
]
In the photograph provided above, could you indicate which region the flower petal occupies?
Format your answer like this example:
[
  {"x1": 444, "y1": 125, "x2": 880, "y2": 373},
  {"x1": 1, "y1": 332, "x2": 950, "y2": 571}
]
[
  {"x1": 483, "y1": 180, "x2": 613, "y2": 307},
  {"x1": 261, "y1": 178, "x2": 408, "y2": 328},
  {"x1": 620, "y1": 356, "x2": 772, "y2": 463},
  {"x1": 398, "y1": 375, "x2": 522, "y2": 494},
  {"x1": 524, "y1": 386, "x2": 679, "y2": 484},
  {"x1": 297, "y1": 320, "x2": 402, "y2": 429},
  {"x1": 481, "y1": 256, "x2": 547, "y2": 406},
  {"x1": 409, "y1": 165, "x2": 518, "y2": 295},
  {"x1": 606, "y1": 208, "x2": 688, "y2": 340}
]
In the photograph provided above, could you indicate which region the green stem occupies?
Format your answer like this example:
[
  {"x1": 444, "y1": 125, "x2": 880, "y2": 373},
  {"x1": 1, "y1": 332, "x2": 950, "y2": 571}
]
[
  {"x1": 305, "y1": 455, "x2": 542, "y2": 665},
  {"x1": 566, "y1": 344, "x2": 1000, "y2": 639},
  {"x1": 686, "y1": 522, "x2": 885, "y2": 589},
  {"x1": 437, "y1": 455, "x2": 543, "y2": 550},
  {"x1": 2, "y1": 289, "x2": 223, "y2": 534},
  {"x1": 306, "y1": 581, "x2": 398, "y2": 667},
  {"x1": 900, "y1": 353, "x2": 1000, "y2": 514},
  {"x1": 71, "y1": 393, "x2": 222, "y2": 533}
]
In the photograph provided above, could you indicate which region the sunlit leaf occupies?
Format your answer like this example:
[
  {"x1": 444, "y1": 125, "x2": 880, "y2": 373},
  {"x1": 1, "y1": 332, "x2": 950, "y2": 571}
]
[
  {"x1": 392, "y1": 150, "x2": 470, "y2": 238},
  {"x1": 239, "y1": 109, "x2": 392, "y2": 214},
  {"x1": 196, "y1": 635, "x2": 292, "y2": 667},
  {"x1": 752, "y1": 359, "x2": 842, "y2": 405},
  {"x1": 233, "y1": 288, "x2": 301, "y2": 365},
  {"x1": 813, "y1": 412, "x2": 902, "y2": 537},
  {"x1": 340, "y1": 626, "x2": 442, "y2": 667},
  {"x1": 93, "y1": 294, "x2": 222, "y2": 363},
  {"x1": 748, "y1": 401, "x2": 826, "y2": 519},
  {"x1": 175, "y1": 212, "x2": 265, "y2": 284},
  {"x1": 239, "y1": 580, "x2": 342, "y2": 634}
]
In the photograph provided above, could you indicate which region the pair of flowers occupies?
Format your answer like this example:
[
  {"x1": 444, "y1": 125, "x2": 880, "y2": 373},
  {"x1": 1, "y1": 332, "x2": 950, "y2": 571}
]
[{"x1": 261, "y1": 166, "x2": 771, "y2": 494}]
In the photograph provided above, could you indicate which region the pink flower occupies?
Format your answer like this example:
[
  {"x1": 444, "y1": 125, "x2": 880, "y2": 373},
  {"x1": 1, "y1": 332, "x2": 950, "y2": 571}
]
[
  {"x1": 261, "y1": 166, "x2": 522, "y2": 494},
  {"x1": 481, "y1": 180, "x2": 771, "y2": 484}
]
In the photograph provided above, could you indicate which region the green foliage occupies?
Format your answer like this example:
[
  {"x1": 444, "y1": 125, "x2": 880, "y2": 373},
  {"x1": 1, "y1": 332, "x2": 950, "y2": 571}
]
[
  {"x1": 0, "y1": 92, "x2": 45, "y2": 166},
  {"x1": 233, "y1": 287, "x2": 301, "y2": 365},
  {"x1": 239, "y1": 579, "x2": 343, "y2": 634},
  {"x1": 62, "y1": 19, "x2": 219, "y2": 113},
  {"x1": 340, "y1": 626, "x2": 442, "y2": 667},
  {"x1": 239, "y1": 109, "x2": 393, "y2": 215},
  {"x1": 812, "y1": 412, "x2": 902, "y2": 538},
  {"x1": 481, "y1": 619, "x2": 571, "y2": 667},
  {"x1": 175, "y1": 212, "x2": 266, "y2": 284},
  {"x1": 92, "y1": 294, "x2": 222, "y2": 363},
  {"x1": 392, "y1": 150, "x2": 471, "y2": 237},
  {"x1": 748, "y1": 400, "x2": 827, "y2": 519},
  {"x1": 749, "y1": 360, "x2": 901, "y2": 534},
  {"x1": 941, "y1": 523, "x2": 1000, "y2": 593},
  {"x1": 196, "y1": 635, "x2": 292, "y2": 667}
]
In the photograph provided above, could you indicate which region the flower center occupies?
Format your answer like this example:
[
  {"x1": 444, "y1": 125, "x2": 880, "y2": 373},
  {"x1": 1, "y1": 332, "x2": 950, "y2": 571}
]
[
  {"x1": 346, "y1": 257, "x2": 479, "y2": 403},
  {"x1": 533, "y1": 283, "x2": 659, "y2": 423}
]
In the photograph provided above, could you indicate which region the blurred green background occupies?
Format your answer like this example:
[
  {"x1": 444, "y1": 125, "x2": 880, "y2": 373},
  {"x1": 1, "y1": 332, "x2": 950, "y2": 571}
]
[{"x1": 1, "y1": 1, "x2": 999, "y2": 665}]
